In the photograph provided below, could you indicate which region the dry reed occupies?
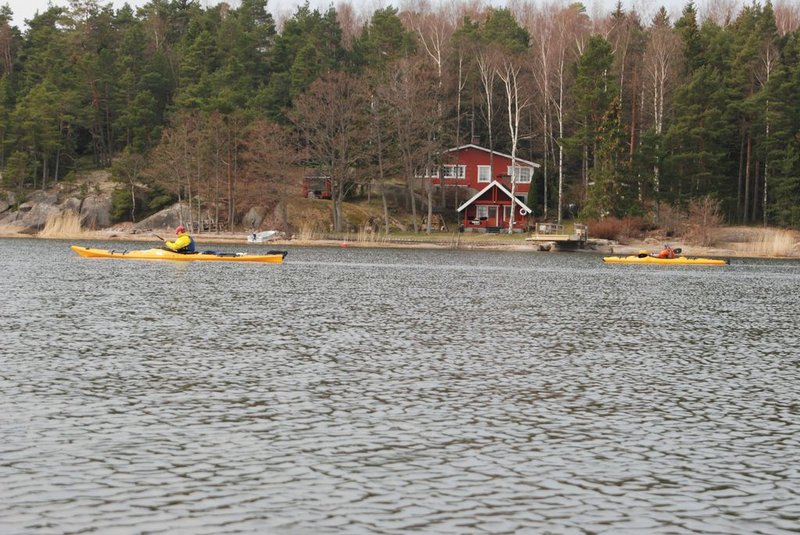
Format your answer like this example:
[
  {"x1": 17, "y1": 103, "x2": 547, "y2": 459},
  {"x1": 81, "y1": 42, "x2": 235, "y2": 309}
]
[
  {"x1": 731, "y1": 228, "x2": 798, "y2": 257},
  {"x1": 296, "y1": 218, "x2": 326, "y2": 241},
  {"x1": 355, "y1": 229, "x2": 387, "y2": 243},
  {"x1": 40, "y1": 211, "x2": 83, "y2": 238},
  {"x1": 295, "y1": 224, "x2": 315, "y2": 241}
]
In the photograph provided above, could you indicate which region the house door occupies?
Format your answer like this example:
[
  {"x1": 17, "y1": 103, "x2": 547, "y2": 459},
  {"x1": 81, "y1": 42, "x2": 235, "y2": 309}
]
[{"x1": 488, "y1": 206, "x2": 498, "y2": 225}]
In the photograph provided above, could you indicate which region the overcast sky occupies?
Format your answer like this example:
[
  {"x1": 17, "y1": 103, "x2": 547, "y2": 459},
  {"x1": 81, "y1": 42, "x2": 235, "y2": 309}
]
[
  {"x1": 4, "y1": 0, "x2": 143, "y2": 28},
  {"x1": 3, "y1": 0, "x2": 696, "y2": 31}
]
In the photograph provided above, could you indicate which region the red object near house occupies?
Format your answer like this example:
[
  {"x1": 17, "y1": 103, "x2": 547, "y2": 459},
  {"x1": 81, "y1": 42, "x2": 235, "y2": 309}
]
[
  {"x1": 303, "y1": 175, "x2": 332, "y2": 199},
  {"x1": 429, "y1": 144, "x2": 539, "y2": 203},
  {"x1": 457, "y1": 180, "x2": 532, "y2": 233}
]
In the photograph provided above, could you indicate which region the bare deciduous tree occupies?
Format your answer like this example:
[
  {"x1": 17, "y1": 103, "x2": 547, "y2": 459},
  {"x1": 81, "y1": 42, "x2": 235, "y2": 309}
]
[
  {"x1": 476, "y1": 48, "x2": 500, "y2": 175},
  {"x1": 497, "y1": 55, "x2": 531, "y2": 233},
  {"x1": 377, "y1": 57, "x2": 441, "y2": 234},
  {"x1": 643, "y1": 9, "x2": 681, "y2": 200},
  {"x1": 403, "y1": 2, "x2": 457, "y2": 229},
  {"x1": 336, "y1": 1, "x2": 365, "y2": 49},
  {"x1": 686, "y1": 195, "x2": 723, "y2": 246},
  {"x1": 148, "y1": 112, "x2": 200, "y2": 229},
  {"x1": 290, "y1": 71, "x2": 369, "y2": 232},
  {"x1": 111, "y1": 148, "x2": 146, "y2": 222},
  {"x1": 774, "y1": 0, "x2": 800, "y2": 35},
  {"x1": 0, "y1": 20, "x2": 13, "y2": 76},
  {"x1": 755, "y1": 14, "x2": 779, "y2": 227},
  {"x1": 537, "y1": 4, "x2": 590, "y2": 222},
  {"x1": 702, "y1": 0, "x2": 741, "y2": 27},
  {"x1": 241, "y1": 119, "x2": 301, "y2": 233},
  {"x1": 221, "y1": 113, "x2": 248, "y2": 229},
  {"x1": 526, "y1": 4, "x2": 558, "y2": 220}
]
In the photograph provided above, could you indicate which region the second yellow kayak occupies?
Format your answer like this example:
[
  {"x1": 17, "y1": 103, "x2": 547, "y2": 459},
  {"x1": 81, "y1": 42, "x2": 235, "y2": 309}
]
[{"x1": 603, "y1": 255, "x2": 728, "y2": 265}]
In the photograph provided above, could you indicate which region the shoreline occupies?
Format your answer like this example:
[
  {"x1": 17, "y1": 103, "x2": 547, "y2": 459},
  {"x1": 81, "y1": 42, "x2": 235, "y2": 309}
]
[{"x1": 1, "y1": 223, "x2": 798, "y2": 260}]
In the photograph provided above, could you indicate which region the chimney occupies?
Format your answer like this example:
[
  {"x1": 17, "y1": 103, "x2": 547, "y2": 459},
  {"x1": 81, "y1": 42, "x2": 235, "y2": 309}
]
[{"x1": 471, "y1": 135, "x2": 480, "y2": 146}]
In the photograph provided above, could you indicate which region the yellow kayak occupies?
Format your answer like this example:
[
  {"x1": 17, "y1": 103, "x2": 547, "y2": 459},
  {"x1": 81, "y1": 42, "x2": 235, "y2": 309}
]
[
  {"x1": 603, "y1": 255, "x2": 728, "y2": 265},
  {"x1": 71, "y1": 246, "x2": 287, "y2": 263}
]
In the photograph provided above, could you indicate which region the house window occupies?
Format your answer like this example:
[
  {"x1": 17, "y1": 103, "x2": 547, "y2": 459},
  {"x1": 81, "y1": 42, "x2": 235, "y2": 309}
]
[
  {"x1": 477, "y1": 165, "x2": 491, "y2": 183},
  {"x1": 415, "y1": 167, "x2": 438, "y2": 178},
  {"x1": 443, "y1": 165, "x2": 466, "y2": 179},
  {"x1": 476, "y1": 205, "x2": 488, "y2": 219},
  {"x1": 507, "y1": 166, "x2": 532, "y2": 183}
]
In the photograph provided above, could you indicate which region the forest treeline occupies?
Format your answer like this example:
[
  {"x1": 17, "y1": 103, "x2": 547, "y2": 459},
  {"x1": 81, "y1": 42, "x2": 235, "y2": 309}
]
[{"x1": 1, "y1": 0, "x2": 799, "y2": 232}]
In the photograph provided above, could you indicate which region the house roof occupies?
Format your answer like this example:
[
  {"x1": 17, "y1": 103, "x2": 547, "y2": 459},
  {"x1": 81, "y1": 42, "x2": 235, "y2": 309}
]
[
  {"x1": 457, "y1": 180, "x2": 533, "y2": 214},
  {"x1": 445, "y1": 144, "x2": 541, "y2": 168}
]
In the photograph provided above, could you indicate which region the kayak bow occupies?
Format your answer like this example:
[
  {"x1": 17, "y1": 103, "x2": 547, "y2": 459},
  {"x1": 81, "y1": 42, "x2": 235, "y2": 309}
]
[
  {"x1": 71, "y1": 246, "x2": 287, "y2": 263},
  {"x1": 603, "y1": 255, "x2": 728, "y2": 265}
]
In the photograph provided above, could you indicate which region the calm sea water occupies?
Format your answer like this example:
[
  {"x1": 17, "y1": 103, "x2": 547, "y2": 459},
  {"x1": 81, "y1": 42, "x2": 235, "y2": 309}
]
[{"x1": 1, "y1": 238, "x2": 799, "y2": 534}]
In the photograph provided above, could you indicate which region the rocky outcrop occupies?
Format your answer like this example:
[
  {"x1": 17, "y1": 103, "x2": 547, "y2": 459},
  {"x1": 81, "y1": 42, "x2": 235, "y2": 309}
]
[
  {"x1": 0, "y1": 192, "x2": 14, "y2": 215},
  {"x1": 0, "y1": 183, "x2": 115, "y2": 234},
  {"x1": 80, "y1": 195, "x2": 112, "y2": 229},
  {"x1": 132, "y1": 203, "x2": 191, "y2": 232},
  {"x1": 241, "y1": 206, "x2": 267, "y2": 230},
  {"x1": 0, "y1": 177, "x2": 225, "y2": 238},
  {"x1": 1, "y1": 190, "x2": 62, "y2": 231}
]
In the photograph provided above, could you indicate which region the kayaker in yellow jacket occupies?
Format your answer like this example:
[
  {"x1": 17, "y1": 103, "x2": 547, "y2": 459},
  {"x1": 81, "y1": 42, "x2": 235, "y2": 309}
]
[{"x1": 164, "y1": 225, "x2": 196, "y2": 253}]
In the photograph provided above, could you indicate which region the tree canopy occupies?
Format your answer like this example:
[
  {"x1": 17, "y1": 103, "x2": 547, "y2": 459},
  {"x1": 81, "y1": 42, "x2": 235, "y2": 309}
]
[{"x1": 1, "y1": 0, "x2": 799, "y2": 230}]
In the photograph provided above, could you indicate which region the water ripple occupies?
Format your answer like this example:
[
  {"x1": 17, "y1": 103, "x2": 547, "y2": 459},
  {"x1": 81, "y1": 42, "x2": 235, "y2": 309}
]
[{"x1": 1, "y1": 239, "x2": 799, "y2": 533}]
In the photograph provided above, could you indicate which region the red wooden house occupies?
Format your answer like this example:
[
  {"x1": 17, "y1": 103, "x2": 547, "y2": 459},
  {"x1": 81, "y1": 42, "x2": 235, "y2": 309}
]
[{"x1": 428, "y1": 144, "x2": 540, "y2": 232}]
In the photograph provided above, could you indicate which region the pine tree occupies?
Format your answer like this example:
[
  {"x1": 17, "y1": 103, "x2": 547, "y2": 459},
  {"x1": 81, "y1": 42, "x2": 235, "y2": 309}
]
[
  {"x1": 567, "y1": 35, "x2": 617, "y2": 203},
  {"x1": 663, "y1": 65, "x2": 730, "y2": 205},
  {"x1": 582, "y1": 97, "x2": 631, "y2": 218},
  {"x1": 264, "y1": 5, "x2": 347, "y2": 121},
  {"x1": 766, "y1": 32, "x2": 800, "y2": 226},
  {"x1": 674, "y1": 2, "x2": 703, "y2": 75}
]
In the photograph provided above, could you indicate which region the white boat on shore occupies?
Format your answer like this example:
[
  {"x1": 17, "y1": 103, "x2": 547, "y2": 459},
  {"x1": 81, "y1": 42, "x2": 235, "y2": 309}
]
[{"x1": 247, "y1": 230, "x2": 282, "y2": 243}]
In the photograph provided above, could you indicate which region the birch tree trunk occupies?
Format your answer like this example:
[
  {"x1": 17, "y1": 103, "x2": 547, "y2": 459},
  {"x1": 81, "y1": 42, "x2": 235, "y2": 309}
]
[
  {"x1": 498, "y1": 59, "x2": 530, "y2": 233},
  {"x1": 477, "y1": 52, "x2": 497, "y2": 177}
]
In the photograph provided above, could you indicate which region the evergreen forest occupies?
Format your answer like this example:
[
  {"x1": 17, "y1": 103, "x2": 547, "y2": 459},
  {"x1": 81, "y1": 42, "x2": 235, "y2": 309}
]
[{"x1": 1, "y1": 0, "x2": 800, "y2": 232}]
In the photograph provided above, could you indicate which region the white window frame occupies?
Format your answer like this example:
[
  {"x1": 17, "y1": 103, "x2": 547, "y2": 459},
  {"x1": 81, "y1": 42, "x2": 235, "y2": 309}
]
[
  {"x1": 443, "y1": 165, "x2": 466, "y2": 180},
  {"x1": 416, "y1": 167, "x2": 438, "y2": 179},
  {"x1": 507, "y1": 166, "x2": 532, "y2": 183},
  {"x1": 477, "y1": 165, "x2": 492, "y2": 183}
]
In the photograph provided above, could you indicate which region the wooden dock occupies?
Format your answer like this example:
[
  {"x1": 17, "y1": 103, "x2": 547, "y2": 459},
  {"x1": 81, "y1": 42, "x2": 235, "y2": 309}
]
[{"x1": 525, "y1": 223, "x2": 588, "y2": 249}]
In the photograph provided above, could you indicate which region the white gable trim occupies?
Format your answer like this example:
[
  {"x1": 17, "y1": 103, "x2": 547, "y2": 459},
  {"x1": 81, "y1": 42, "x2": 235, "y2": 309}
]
[
  {"x1": 445, "y1": 144, "x2": 541, "y2": 169},
  {"x1": 457, "y1": 180, "x2": 532, "y2": 214}
]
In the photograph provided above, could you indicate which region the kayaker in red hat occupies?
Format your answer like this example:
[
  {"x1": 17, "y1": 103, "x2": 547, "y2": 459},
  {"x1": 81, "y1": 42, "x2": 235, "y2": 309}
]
[
  {"x1": 657, "y1": 243, "x2": 675, "y2": 259},
  {"x1": 164, "y1": 224, "x2": 196, "y2": 253}
]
